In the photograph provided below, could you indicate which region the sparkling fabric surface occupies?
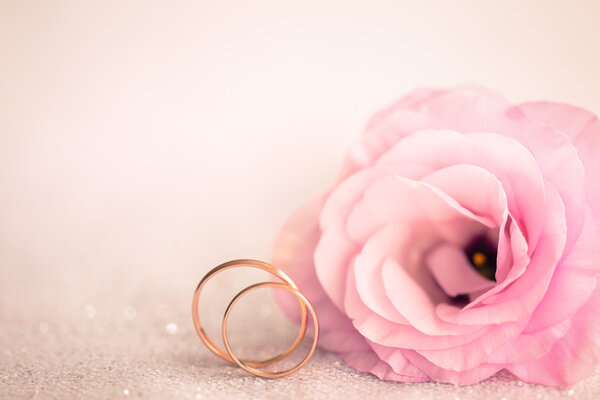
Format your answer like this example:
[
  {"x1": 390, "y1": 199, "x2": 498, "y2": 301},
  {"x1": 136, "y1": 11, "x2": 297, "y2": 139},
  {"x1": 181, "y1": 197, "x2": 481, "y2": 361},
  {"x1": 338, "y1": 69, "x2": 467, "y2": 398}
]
[{"x1": 1, "y1": 266, "x2": 599, "y2": 400}]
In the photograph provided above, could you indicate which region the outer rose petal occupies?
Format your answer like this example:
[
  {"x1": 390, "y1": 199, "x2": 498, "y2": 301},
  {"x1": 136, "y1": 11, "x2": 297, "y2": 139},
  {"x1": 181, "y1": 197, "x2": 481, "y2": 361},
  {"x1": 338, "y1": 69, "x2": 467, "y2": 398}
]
[
  {"x1": 367, "y1": 340, "x2": 430, "y2": 379},
  {"x1": 271, "y1": 194, "x2": 328, "y2": 306},
  {"x1": 515, "y1": 102, "x2": 600, "y2": 221},
  {"x1": 342, "y1": 347, "x2": 429, "y2": 382},
  {"x1": 402, "y1": 349, "x2": 502, "y2": 386},
  {"x1": 524, "y1": 208, "x2": 600, "y2": 332},
  {"x1": 507, "y1": 282, "x2": 600, "y2": 386},
  {"x1": 363, "y1": 87, "x2": 445, "y2": 132},
  {"x1": 485, "y1": 319, "x2": 572, "y2": 364},
  {"x1": 270, "y1": 193, "x2": 366, "y2": 352},
  {"x1": 342, "y1": 86, "x2": 512, "y2": 178},
  {"x1": 505, "y1": 106, "x2": 586, "y2": 255}
]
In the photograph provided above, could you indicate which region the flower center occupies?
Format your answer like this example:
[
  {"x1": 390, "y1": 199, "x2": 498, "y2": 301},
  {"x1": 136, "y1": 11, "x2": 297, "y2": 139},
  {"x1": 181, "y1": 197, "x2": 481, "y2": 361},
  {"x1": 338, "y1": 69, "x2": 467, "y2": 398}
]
[{"x1": 464, "y1": 235, "x2": 497, "y2": 281}]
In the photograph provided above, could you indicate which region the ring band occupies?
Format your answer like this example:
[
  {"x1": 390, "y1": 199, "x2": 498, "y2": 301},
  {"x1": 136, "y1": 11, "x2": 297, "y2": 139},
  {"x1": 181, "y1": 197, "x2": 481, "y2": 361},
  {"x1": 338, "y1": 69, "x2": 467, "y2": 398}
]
[
  {"x1": 192, "y1": 259, "x2": 309, "y2": 368},
  {"x1": 222, "y1": 281, "x2": 320, "y2": 378}
]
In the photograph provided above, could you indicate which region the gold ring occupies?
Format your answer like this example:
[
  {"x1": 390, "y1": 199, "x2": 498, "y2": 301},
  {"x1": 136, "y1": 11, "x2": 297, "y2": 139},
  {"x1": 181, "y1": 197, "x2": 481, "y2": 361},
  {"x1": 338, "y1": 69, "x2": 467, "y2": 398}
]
[
  {"x1": 222, "y1": 281, "x2": 320, "y2": 378},
  {"x1": 192, "y1": 259, "x2": 309, "y2": 368}
]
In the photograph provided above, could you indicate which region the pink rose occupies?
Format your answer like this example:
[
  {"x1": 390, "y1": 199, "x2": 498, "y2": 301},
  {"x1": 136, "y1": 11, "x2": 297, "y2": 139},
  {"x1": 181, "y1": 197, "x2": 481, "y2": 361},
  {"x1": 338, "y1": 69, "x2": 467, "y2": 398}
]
[{"x1": 272, "y1": 86, "x2": 600, "y2": 386}]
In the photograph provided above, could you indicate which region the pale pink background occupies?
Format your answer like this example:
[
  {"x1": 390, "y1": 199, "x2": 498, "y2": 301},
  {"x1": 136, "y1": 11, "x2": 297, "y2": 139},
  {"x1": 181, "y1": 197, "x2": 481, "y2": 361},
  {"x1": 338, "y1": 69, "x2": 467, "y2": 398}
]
[{"x1": 1, "y1": 1, "x2": 599, "y2": 399}]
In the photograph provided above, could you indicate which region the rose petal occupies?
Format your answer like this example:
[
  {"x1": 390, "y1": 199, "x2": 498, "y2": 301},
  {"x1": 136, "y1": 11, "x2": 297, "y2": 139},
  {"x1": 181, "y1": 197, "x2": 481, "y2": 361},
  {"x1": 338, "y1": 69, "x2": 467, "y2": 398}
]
[
  {"x1": 507, "y1": 282, "x2": 600, "y2": 386},
  {"x1": 421, "y1": 165, "x2": 508, "y2": 226},
  {"x1": 486, "y1": 319, "x2": 572, "y2": 364},
  {"x1": 506, "y1": 105, "x2": 586, "y2": 255},
  {"x1": 515, "y1": 102, "x2": 600, "y2": 222},
  {"x1": 313, "y1": 225, "x2": 358, "y2": 311},
  {"x1": 367, "y1": 340, "x2": 430, "y2": 379},
  {"x1": 342, "y1": 347, "x2": 429, "y2": 382},
  {"x1": 365, "y1": 87, "x2": 447, "y2": 133},
  {"x1": 415, "y1": 320, "x2": 525, "y2": 371},
  {"x1": 321, "y1": 164, "x2": 432, "y2": 230},
  {"x1": 270, "y1": 192, "x2": 367, "y2": 353},
  {"x1": 271, "y1": 194, "x2": 328, "y2": 310},
  {"x1": 524, "y1": 207, "x2": 600, "y2": 332},
  {"x1": 346, "y1": 175, "x2": 494, "y2": 246},
  {"x1": 353, "y1": 224, "x2": 412, "y2": 323},
  {"x1": 419, "y1": 86, "x2": 512, "y2": 133},
  {"x1": 402, "y1": 349, "x2": 503, "y2": 385},
  {"x1": 316, "y1": 164, "x2": 432, "y2": 309},
  {"x1": 382, "y1": 258, "x2": 480, "y2": 335},
  {"x1": 345, "y1": 262, "x2": 488, "y2": 350},
  {"x1": 342, "y1": 86, "x2": 513, "y2": 178},
  {"x1": 377, "y1": 130, "x2": 546, "y2": 253}
]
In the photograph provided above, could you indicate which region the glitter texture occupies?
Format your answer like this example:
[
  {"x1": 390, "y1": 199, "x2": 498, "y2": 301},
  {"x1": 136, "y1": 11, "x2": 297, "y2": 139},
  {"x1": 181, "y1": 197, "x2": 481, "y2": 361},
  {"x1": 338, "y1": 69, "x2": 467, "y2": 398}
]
[
  {"x1": 1, "y1": 270, "x2": 599, "y2": 400},
  {"x1": 166, "y1": 323, "x2": 178, "y2": 335}
]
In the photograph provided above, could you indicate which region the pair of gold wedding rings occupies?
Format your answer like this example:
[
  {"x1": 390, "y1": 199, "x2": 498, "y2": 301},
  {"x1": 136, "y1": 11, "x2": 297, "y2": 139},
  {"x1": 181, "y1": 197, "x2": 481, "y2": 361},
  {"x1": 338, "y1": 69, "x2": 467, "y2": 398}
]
[{"x1": 191, "y1": 259, "x2": 320, "y2": 378}]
